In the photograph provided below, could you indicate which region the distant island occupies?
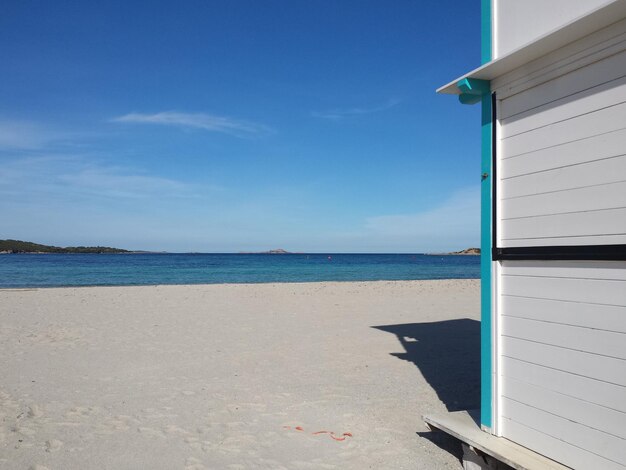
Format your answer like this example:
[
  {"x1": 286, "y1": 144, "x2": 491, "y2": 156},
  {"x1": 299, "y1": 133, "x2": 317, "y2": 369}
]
[
  {"x1": 428, "y1": 247, "x2": 481, "y2": 256},
  {"x1": 451, "y1": 247, "x2": 480, "y2": 255},
  {"x1": 0, "y1": 239, "x2": 130, "y2": 254}
]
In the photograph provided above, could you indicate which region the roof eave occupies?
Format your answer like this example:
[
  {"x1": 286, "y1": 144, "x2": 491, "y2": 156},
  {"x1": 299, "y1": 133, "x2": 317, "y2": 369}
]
[{"x1": 438, "y1": 0, "x2": 626, "y2": 95}]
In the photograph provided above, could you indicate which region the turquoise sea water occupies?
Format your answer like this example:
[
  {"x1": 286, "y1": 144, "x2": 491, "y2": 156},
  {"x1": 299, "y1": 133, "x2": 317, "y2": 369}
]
[{"x1": 0, "y1": 253, "x2": 480, "y2": 288}]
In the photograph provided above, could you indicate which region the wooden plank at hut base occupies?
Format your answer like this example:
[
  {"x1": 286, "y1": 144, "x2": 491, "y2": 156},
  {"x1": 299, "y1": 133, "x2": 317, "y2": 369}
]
[
  {"x1": 423, "y1": 410, "x2": 571, "y2": 470},
  {"x1": 462, "y1": 443, "x2": 503, "y2": 470}
]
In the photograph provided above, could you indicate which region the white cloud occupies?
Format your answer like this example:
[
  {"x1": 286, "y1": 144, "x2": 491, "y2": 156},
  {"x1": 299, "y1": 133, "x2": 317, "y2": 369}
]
[
  {"x1": 312, "y1": 99, "x2": 401, "y2": 120},
  {"x1": 111, "y1": 111, "x2": 272, "y2": 138}
]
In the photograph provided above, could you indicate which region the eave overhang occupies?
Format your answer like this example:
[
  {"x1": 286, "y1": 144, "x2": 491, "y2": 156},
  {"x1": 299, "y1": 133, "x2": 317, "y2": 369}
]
[{"x1": 438, "y1": 0, "x2": 626, "y2": 96}]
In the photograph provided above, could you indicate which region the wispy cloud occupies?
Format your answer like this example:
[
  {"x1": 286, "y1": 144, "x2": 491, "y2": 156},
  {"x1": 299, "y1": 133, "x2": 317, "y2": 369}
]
[
  {"x1": 312, "y1": 99, "x2": 401, "y2": 120},
  {"x1": 0, "y1": 155, "x2": 198, "y2": 200},
  {"x1": 111, "y1": 111, "x2": 272, "y2": 138},
  {"x1": 0, "y1": 120, "x2": 73, "y2": 150}
]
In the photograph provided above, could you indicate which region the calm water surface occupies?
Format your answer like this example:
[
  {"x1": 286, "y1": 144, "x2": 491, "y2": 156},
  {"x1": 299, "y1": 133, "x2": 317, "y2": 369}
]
[{"x1": 0, "y1": 253, "x2": 480, "y2": 288}]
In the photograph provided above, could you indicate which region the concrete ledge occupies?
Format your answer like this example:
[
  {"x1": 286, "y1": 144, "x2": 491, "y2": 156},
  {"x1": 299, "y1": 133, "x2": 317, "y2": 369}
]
[{"x1": 423, "y1": 410, "x2": 571, "y2": 470}]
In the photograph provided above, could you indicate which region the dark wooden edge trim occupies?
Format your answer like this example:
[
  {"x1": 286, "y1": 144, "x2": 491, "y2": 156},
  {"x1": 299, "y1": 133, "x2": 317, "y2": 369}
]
[
  {"x1": 491, "y1": 92, "x2": 497, "y2": 257},
  {"x1": 494, "y1": 245, "x2": 626, "y2": 261}
]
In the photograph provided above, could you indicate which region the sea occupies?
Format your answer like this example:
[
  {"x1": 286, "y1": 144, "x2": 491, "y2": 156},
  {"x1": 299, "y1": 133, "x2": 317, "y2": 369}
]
[{"x1": 0, "y1": 253, "x2": 480, "y2": 288}]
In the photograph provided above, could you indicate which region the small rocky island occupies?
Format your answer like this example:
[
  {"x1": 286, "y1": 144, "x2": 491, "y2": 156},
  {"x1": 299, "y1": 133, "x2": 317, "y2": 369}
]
[
  {"x1": 0, "y1": 239, "x2": 130, "y2": 254},
  {"x1": 450, "y1": 247, "x2": 480, "y2": 255},
  {"x1": 240, "y1": 248, "x2": 293, "y2": 254},
  {"x1": 428, "y1": 247, "x2": 481, "y2": 256}
]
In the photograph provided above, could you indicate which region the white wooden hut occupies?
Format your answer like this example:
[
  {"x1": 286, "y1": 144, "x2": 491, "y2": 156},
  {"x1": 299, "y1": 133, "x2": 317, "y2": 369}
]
[{"x1": 426, "y1": 1, "x2": 626, "y2": 469}]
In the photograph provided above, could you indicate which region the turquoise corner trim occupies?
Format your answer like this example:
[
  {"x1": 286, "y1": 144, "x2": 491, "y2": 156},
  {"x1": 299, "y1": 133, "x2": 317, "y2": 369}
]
[
  {"x1": 480, "y1": 91, "x2": 493, "y2": 430},
  {"x1": 458, "y1": 78, "x2": 490, "y2": 96},
  {"x1": 459, "y1": 94, "x2": 482, "y2": 105},
  {"x1": 457, "y1": 78, "x2": 490, "y2": 105},
  {"x1": 478, "y1": 0, "x2": 493, "y2": 429},
  {"x1": 454, "y1": 75, "x2": 493, "y2": 429},
  {"x1": 480, "y1": 0, "x2": 493, "y2": 431},
  {"x1": 481, "y1": 0, "x2": 492, "y2": 64}
]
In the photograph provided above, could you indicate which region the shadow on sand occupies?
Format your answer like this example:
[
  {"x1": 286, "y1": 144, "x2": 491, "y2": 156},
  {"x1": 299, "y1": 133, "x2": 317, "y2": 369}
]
[{"x1": 372, "y1": 318, "x2": 481, "y2": 462}]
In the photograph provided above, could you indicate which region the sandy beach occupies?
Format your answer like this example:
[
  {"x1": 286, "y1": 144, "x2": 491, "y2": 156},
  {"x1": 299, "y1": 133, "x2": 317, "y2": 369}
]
[{"x1": 0, "y1": 280, "x2": 480, "y2": 470}]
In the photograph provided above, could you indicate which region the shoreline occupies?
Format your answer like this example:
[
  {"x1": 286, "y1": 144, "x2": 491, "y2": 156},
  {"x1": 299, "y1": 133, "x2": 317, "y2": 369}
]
[{"x1": 0, "y1": 277, "x2": 480, "y2": 290}]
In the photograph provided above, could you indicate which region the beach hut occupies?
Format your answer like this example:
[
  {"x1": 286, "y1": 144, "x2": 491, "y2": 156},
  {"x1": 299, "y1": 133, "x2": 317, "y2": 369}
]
[{"x1": 425, "y1": 1, "x2": 626, "y2": 469}]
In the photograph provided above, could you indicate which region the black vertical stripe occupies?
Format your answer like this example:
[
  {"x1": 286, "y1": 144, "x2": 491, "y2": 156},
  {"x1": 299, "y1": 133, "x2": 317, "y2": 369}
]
[{"x1": 491, "y1": 92, "x2": 498, "y2": 261}]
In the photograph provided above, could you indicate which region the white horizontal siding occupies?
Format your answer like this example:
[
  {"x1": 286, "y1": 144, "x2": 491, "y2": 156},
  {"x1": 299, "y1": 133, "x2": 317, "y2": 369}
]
[
  {"x1": 493, "y1": 20, "x2": 626, "y2": 470},
  {"x1": 501, "y1": 400, "x2": 626, "y2": 470},
  {"x1": 501, "y1": 100, "x2": 626, "y2": 159},
  {"x1": 501, "y1": 272, "x2": 626, "y2": 305},
  {"x1": 499, "y1": 150, "x2": 626, "y2": 246},
  {"x1": 502, "y1": 127, "x2": 626, "y2": 178},
  {"x1": 499, "y1": 49, "x2": 626, "y2": 120},
  {"x1": 498, "y1": 261, "x2": 626, "y2": 469},
  {"x1": 501, "y1": 180, "x2": 626, "y2": 220},
  {"x1": 501, "y1": 68, "x2": 626, "y2": 138},
  {"x1": 502, "y1": 356, "x2": 626, "y2": 414},
  {"x1": 501, "y1": 234, "x2": 626, "y2": 247},
  {"x1": 501, "y1": 293, "x2": 626, "y2": 332},
  {"x1": 500, "y1": 260, "x2": 626, "y2": 280},
  {"x1": 501, "y1": 418, "x2": 624, "y2": 470},
  {"x1": 499, "y1": 129, "x2": 626, "y2": 246},
  {"x1": 497, "y1": 39, "x2": 626, "y2": 247},
  {"x1": 504, "y1": 336, "x2": 626, "y2": 387},
  {"x1": 502, "y1": 315, "x2": 626, "y2": 360},
  {"x1": 500, "y1": 207, "x2": 626, "y2": 244},
  {"x1": 501, "y1": 154, "x2": 626, "y2": 199},
  {"x1": 502, "y1": 376, "x2": 626, "y2": 441},
  {"x1": 492, "y1": 18, "x2": 626, "y2": 100}
]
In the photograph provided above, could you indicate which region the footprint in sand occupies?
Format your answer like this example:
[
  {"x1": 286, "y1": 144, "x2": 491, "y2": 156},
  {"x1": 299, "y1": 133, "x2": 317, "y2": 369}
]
[
  {"x1": 106, "y1": 414, "x2": 139, "y2": 432},
  {"x1": 27, "y1": 405, "x2": 44, "y2": 418},
  {"x1": 45, "y1": 439, "x2": 63, "y2": 452},
  {"x1": 65, "y1": 406, "x2": 96, "y2": 419}
]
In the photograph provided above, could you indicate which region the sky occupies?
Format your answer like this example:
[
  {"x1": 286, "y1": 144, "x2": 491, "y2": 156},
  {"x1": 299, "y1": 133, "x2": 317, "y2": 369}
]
[{"x1": 1, "y1": 1, "x2": 483, "y2": 253}]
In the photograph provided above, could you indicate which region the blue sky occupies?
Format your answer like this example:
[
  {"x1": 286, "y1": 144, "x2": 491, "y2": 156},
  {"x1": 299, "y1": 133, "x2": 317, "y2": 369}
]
[{"x1": 1, "y1": 1, "x2": 482, "y2": 252}]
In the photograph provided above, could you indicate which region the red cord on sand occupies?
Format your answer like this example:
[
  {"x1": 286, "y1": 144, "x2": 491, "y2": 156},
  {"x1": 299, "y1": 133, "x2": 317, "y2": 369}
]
[
  {"x1": 330, "y1": 432, "x2": 352, "y2": 441},
  {"x1": 285, "y1": 426, "x2": 353, "y2": 441}
]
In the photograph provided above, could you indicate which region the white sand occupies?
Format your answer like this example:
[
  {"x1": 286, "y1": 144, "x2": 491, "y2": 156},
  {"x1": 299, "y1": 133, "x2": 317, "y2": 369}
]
[{"x1": 0, "y1": 280, "x2": 480, "y2": 469}]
